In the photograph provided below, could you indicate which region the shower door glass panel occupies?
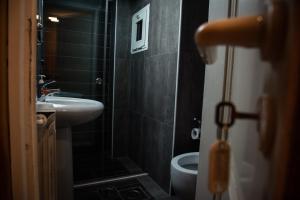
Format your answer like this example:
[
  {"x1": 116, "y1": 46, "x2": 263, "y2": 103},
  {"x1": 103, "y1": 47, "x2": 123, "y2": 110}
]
[{"x1": 43, "y1": 0, "x2": 127, "y2": 183}]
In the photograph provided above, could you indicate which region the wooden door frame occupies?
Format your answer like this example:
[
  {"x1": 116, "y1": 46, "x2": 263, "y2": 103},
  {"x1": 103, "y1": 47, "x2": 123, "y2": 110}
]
[
  {"x1": 0, "y1": 0, "x2": 12, "y2": 199},
  {"x1": 271, "y1": 0, "x2": 300, "y2": 199},
  {"x1": 3, "y1": 0, "x2": 40, "y2": 199}
]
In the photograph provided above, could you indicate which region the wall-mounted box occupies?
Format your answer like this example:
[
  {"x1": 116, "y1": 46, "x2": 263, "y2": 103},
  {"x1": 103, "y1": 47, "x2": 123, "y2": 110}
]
[{"x1": 131, "y1": 4, "x2": 150, "y2": 54}]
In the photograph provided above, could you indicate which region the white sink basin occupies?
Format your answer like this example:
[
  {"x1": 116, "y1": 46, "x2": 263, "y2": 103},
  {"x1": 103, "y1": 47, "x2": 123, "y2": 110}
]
[
  {"x1": 42, "y1": 96, "x2": 104, "y2": 128},
  {"x1": 36, "y1": 101, "x2": 55, "y2": 112},
  {"x1": 36, "y1": 96, "x2": 104, "y2": 199}
]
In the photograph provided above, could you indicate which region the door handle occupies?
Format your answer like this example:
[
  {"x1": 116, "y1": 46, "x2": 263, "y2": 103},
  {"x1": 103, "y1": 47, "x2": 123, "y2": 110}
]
[{"x1": 195, "y1": 2, "x2": 286, "y2": 64}]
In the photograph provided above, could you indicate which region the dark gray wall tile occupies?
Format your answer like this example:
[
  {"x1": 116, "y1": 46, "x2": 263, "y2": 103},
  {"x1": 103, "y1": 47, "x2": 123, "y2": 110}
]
[
  {"x1": 45, "y1": 56, "x2": 103, "y2": 72},
  {"x1": 128, "y1": 112, "x2": 143, "y2": 163},
  {"x1": 114, "y1": 59, "x2": 131, "y2": 109},
  {"x1": 113, "y1": 109, "x2": 130, "y2": 156},
  {"x1": 129, "y1": 54, "x2": 145, "y2": 113},
  {"x1": 114, "y1": 0, "x2": 181, "y2": 192},
  {"x1": 143, "y1": 55, "x2": 169, "y2": 122},
  {"x1": 138, "y1": 117, "x2": 173, "y2": 192}
]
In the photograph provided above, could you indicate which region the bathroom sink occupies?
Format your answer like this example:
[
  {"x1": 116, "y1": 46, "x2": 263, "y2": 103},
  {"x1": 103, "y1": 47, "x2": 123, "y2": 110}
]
[
  {"x1": 36, "y1": 101, "x2": 55, "y2": 112},
  {"x1": 37, "y1": 97, "x2": 103, "y2": 200},
  {"x1": 43, "y1": 96, "x2": 104, "y2": 128}
]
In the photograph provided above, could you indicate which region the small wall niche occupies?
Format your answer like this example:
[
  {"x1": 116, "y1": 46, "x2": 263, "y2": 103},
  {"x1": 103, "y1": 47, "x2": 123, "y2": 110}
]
[{"x1": 131, "y1": 4, "x2": 150, "y2": 54}]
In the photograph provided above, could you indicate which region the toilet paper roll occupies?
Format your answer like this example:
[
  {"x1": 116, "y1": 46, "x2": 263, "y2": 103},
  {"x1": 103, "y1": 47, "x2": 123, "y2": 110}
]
[{"x1": 191, "y1": 128, "x2": 201, "y2": 140}]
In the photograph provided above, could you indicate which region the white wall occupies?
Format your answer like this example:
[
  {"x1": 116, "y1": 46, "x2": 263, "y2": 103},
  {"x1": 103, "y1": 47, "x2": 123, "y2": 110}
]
[{"x1": 195, "y1": 1, "x2": 229, "y2": 199}]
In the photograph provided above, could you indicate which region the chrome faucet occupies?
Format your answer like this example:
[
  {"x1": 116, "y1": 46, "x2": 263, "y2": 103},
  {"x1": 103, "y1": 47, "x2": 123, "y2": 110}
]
[
  {"x1": 38, "y1": 80, "x2": 60, "y2": 102},
  {"x1": 42, "y1": 80, "x2": 56, "y2": 88}
]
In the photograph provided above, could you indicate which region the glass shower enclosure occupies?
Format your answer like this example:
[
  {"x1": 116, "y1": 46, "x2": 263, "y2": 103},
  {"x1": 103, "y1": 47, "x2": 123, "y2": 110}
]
[{"x1": 39, "y1": 0, "x2": 144, "y2": 186}]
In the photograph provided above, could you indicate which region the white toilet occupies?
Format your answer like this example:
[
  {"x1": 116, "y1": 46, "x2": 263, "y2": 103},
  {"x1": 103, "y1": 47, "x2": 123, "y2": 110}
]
[{"x1": 171, "y1": 152, "x2": 199, "y2": 200}]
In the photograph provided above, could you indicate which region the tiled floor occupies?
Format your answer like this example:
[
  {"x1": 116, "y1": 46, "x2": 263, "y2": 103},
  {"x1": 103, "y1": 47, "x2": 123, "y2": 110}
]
[
  {"x1": 74, "y1": 176, "x2": 170, "y2": 200},
  {"x1": 73, "y1": 153, "x2": 144, "y2": 184},
  {"x1": 75, "y1": 179, "x2": 151, "y2": 200},
  {"x1": 72, "y1": 155, "x2": 178, "y2": 200}
]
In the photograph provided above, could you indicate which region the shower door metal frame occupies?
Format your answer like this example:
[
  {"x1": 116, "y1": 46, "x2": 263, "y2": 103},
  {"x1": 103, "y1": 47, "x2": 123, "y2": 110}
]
[{"x1": 111, "y1": 0, "x2": 118, "y2": 158}]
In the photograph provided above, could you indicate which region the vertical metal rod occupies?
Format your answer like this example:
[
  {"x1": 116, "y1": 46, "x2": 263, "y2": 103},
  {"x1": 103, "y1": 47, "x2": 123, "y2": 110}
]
[
  {"x1": 102, "y1": 0, "x2": 109, "y2": 158},
  {"x1": 91, "y1": 10, "x2": 99, "y2": 95},
  {"x1": 111, "y1": 0, "x2": 118, "y2": 158},
  {"x1": 40, "y1": 0, "x2": 44, "y2": 26},
  {"x1": 226, "y1": 0, "x2": 238, "y2": 102},
  {"x1": 218, "y1": 0, "x2": 238, "y2": 140},
  {"x1": 103, "y1": 0, "x2": 109, "y2": 99}
]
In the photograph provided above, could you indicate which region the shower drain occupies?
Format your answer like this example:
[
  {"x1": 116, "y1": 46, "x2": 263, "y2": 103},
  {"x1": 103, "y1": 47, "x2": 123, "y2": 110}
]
[{"x1": 98, "y1": 181, "x2": 152, "y2": 200}]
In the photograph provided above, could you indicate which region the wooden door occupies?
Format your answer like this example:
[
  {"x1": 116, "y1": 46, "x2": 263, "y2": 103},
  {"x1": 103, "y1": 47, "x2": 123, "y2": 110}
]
[
  {"x1": 6, "y1": 0, "x2": 40, "y2": 199},
  {"x1": 196, "y1": 0, "x2": 300, "y2": 200},
  {"x1": 0, "y1": 0, "x2": 12, "y2": 198}
]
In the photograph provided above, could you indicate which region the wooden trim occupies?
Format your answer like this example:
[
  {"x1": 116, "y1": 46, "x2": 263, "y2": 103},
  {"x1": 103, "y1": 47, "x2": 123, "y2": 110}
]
[
  {"x1": 272, "y1": 1, "x2": 300, "y2": 199},
  {"x1": 8, "y1": 0, "x2": 39, "y2": 199},
  {"x1": 0, "y1": 0, "x2": 12, "y2": 199}
]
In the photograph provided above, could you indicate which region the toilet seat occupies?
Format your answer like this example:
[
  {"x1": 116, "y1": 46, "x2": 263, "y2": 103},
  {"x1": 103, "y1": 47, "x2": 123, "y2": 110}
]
[
  {"x1": 171, "y1": 152, "x2": 199, "y2": 200},
  {"x1": 171, "y1": 152, "x2": 198, "y2": 175}
]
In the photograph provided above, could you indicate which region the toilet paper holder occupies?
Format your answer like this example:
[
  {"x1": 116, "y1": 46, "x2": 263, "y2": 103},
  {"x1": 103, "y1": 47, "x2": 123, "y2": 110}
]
[{"x1": 191, "y1": 117, "x2": 201, "y2": 140}]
